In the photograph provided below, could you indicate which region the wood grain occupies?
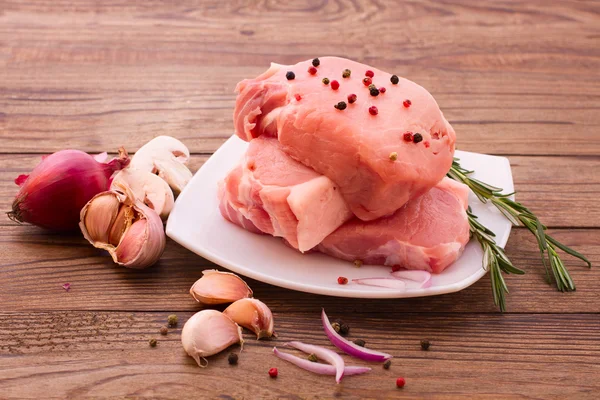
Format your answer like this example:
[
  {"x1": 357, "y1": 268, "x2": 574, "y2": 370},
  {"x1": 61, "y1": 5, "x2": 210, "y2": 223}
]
[
  {"x1": 1, "y1": 0, "x2": 599, "y2": 398},
  {"x1": 1, "y1": 312, "x2": 599, "y2": 399}
]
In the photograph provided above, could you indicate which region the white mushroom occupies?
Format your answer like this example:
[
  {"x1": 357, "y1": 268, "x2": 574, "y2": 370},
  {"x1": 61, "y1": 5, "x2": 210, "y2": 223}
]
[
  {"x1": 111, "y1": 168, "x2": 174, "y2": 220},
  {"x1": 130, "y1": 136, "x2": 193, "y2": 194}
]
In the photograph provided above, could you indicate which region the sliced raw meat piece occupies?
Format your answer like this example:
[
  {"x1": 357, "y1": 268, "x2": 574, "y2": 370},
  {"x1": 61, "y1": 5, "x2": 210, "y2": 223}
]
[
  {"x1": 234, "y1": 57, "x2": 456, "y2": 221},
  {"x1": 317, "y1": 178, "x2": 470, "y2": 273},
  {"x1": 218, "y1": 136, "x2": 353, "y2": 252}
]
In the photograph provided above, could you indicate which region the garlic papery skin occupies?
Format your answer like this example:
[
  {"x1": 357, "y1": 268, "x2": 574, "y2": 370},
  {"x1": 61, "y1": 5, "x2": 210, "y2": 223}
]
[
  {"x1": 79, "y1": 187, "x2": 166, "y2": 269},
  {"x1": 111, "y1": 168, "x2": 174, "y2": 220},
  {"x1": 181, "y1": 310, "x2": 244, "y2": 367},
  {"x1": 223, "y1": 298, "x2": 274, "y2": 339},
  {"x1": 190, "y1": 270, "x2": 253, "y2": 305}
]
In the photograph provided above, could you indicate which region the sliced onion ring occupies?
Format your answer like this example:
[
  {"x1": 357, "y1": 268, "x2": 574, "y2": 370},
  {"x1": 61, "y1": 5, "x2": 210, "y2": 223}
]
[
  {"x1": 352, "y1": 278, "x2": 406, "y2": 290},
  {"x1": 390, "y1": 270, "x2": 432, "y2": 289},
  {"x1": 273, "y1": 347, "x2": 371, "y2": 377},
  {"x1": 322, "y1": 309, "x2": 392, "y2": 362},
  {"x1": 286, "y1": 341, "x2": 345, "y2": 383}
]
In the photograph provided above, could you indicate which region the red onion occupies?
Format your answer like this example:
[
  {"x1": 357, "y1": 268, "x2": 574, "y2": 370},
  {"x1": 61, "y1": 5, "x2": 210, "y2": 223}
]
[
  {"x1": 273, "y1": 347, "x2": 371, "y2": 377},
  {"x1": 8, "y1": 148, "x2": 129, "y2": 231},
  {"x1": 390, "y1": 270, "x2": 432, "y2": 289},
  {"x1": 322, "y1": 309, "x2": 392, "y2": 362},
  {"x1": 286, "y1": 341, "x2": 345, "y2": 383},
  {"x1": 352, "y1": 277, "x2": 406, "y2": 290}
]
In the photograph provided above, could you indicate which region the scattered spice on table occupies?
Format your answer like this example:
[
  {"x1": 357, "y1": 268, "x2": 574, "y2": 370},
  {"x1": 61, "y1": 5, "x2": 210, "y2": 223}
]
[
  {"x1": 308, "y1": 353, "x2": 318, "y2": 362},
  {"x1": 167, "y1": 314, "x2": 178, "y2": 327},
  {"x1": 160, "y1": 326, "x2": 168, "y2": 336},
  {"x1": 383, "y1": 360, "x2": 392, "y2": 369},
  {"x1": 353, "y1": 339, "x2": 366, "y2": 347},
  {"x1": 396, "y1": 377, "x2": 406, "y2": 388},
  {"x1": 269, "y1": 367, "x2": 278, "y2": 378},
  {"x1": 62, "y1": 283, "x2": 71, "y2": 291},
  {"x1": 149, "y1": 338, "x2": 157, "y2": 347},
  {"x1": 331, "y1": 322, "x2": 341, "y2": 333},
  {"x1": 420, "y1": 339, "x2": 430, "y2": 350},
  {"x1": 228, "y1": 352, "x2": 239, "y2": 365}
]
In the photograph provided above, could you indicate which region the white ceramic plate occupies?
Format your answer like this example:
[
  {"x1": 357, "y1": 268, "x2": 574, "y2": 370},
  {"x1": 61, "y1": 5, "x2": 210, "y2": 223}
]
[{"x1": 167, "y1": 136, "x2": 514, "y2": 298}]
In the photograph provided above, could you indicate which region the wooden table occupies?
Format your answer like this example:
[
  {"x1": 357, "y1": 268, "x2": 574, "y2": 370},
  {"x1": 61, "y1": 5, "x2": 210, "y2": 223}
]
[{"x1": 1, "y1": 1, "x2": 599, "y2": 398}]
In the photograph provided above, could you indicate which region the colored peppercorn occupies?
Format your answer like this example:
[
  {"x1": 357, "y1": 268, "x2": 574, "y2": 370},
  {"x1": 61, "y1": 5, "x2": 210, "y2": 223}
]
[
  {"x1": 294, "y1": 94, "x2": 302, "y2": 101},
  {"x1": 403, "y1": 132, "x2": 413, "y2": 142},
  {"x1": 396, "y1": 377, "x2": 406, "y2": 388},
  {"x1": 339, "y1": 322, "x2": 350, "y2": 335},
  {"x1": 334, "y1": 101, "x2": 347, "y2": 110},
  {"x1": 160, "y1": 326, "x2": 168, "y2": 336},
  {"x1": 312, "y1": 58, "x2": 320, "y2": 67},
  {"x1": 308, "y1": 354, "x2": 318, "y2": 363},
  {"x1": 370, "y1": 87, "x2": 380, "y2": 97},
  {"x1": 368, "y1": 84, "x2": 376, "y2": 90},
  {"x1": 365, "y1": 70, "x2": 374, "y2": 78},
  {"x1": 322, "y1": 78, "x2": 330, "y2": 85},
  {"x1": 389, "y1": 152, "x2": 398, "y2": 161},
  {"x1": 424, "y1": 141, "x2": 430, "y2": 148},
  {"x1": 167, "y1": 314, "x2": 178, "y2": 327},
  {"x1": 362, "y1": 77, "x2": 372, "y2": 86},
  {"x1": 342, "y1": 69, "x2": 351, "y2": 78},
  {"x1": 308, "y1": 66, "x2": 317, "y2": 75},
  {"x1": 369, "y1": 106, "x2": 378, "y2": 115},
  {"x1": 353, "y1": 259, "x2": 363, "y2": 267},
  {"x1": 413, "y1": 133, "x2": 423, "y2": 143},
  {"x1": 331, "y1": 322, "x2": 341, "y2": 333},
  {"x1": 337, "y1": 276, "x2": 348, "y2": 284},
  {"x1": 347, "y1": 94, "x2": 357, "y2": 104},
  {"x1": 149, "y1": 338, "x2": 157, "y2": 347},
  {"x1": 269, "y1": 367, "x2": 278, "y2": 378},
  {"x1": 379, "y1": 87, "x2": 386, "y2": 93},
  {"x1": 330, "y1": 80, "x2": 340, "y2": 90},
  {"x1": 403, "y1": 99, "x2": 412, "y2": 108},
  {"x1": 420, "y1": 339, "x2": 430, "y2": 350},
  {"x1": 228, "y1": 352, "x2": 239, "y2": 365},
  {"x1": 354, "y1": 339, "x2": 366, "y2": 347},
  {"x1": 391, "y1": 75, "x2": 399, "y2": 84},
  {"x1": 383, "y1": 360, "x2": 392, "y2": 369},
  {"x1": 286, "y1": 71, "x2": 295, "y2": 80}
]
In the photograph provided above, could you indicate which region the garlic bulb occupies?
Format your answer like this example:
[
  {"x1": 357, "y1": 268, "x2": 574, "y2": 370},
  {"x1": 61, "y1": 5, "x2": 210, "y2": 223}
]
[
  {"x1": 79, "y1": 185, "x2": 166, "y2": 269},
  {"x1": 181, "y1": 310, "x2": 243, "y2": 367},
  {"x1": 190, "y1": 270, "x2": 253, "y2": 304},
  {"x1": 224, "y1": 298, "x2": 274, "y2": 339}
]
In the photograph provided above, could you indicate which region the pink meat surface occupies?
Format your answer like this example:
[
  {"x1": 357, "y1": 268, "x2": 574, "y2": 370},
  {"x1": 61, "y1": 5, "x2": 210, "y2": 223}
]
[
  {"x1": 218, "y1": 136, "x2": 352, "y2": 252},
  {"x1": 317, "y1": 178, "x2": 470, "y2": 273},
  {"x1": 234, "y1": 57, "x2": 456, "y2": 221}
]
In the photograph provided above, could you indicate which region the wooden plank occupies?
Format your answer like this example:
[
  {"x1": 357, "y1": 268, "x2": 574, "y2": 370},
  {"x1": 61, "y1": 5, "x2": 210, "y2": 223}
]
[
  {"x1": 1, "y1": 1, "x2": 599, "y2": 155},
  {"x1": 0, "y1": 225, "x2": 597, "y2": 313},
  {"x1": 1, "y1": 154, "x2": 598, "y2": 228},
  {"x1": 0, "y1": 311, "x2": 598, "y2": 399}
]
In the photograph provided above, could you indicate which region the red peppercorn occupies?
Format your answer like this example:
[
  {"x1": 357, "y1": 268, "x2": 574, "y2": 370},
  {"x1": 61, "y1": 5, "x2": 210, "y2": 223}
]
[
  {"x1": 365, "y1": 70, "x2": 374, "y2": 78},
  {"x1": 424, "y1": 141, "x2": 430, "y2": 148},
  {"x1": 379, "y1": 87, "x2": 386, "y2": 93},
  {"x1": 347, "y1": 93, "x2": 357, "y2": 104},
  {"x1": 403, "y1": 99, "x2": 412, "y2": 108},
  {"x1": 330, "y1": 80, "x2": 340, "y2": 90},
  {"x1": 337, "y1": 276, "x2": 348, "y2": 285},
  {"x1": 308, "y1": 66, "x2": 317, "y2": 75},
  {"x1": 369, "y1": 106, "x2": 378, "y2": 116},
  {"x1": 362, "y1": 77, "x2": 372, "y2": 86},
  {"x1": 403, "y1": 132, "x2": 413, "y2": 142},
  {"x1": 396, "y1": 377, "x2": 406, "y2": 388},
  {"x1": 294, "y1": 94, "x2": 302, "y2": 101},
  {"x1": 269, "y1": 367, "x2": 278, "y2": 378}
]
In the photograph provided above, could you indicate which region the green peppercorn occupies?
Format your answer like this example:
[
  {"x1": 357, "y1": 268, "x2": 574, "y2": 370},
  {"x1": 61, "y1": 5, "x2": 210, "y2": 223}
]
[
  {"x1": 383, "y1": 360, "x2": 392, "y2": 369},
  {"x1": 342, "y1": 69, "x2": 351, "y2": 78},
  {"x1": 390, "y1": 75, "x2": 399, "y2": 85},
  {"x1": 331, "y1": 322, "x2": 341, "y2": 333},
  {"x1": 420, "y1": 339, "x2": 430, "y2": 350},
  {"x1": 354, "y1": 339, "x2": 366, "y2": 347},
  {"x1": 167, "y1": 314, "x2": 178, "y2": 327},
  {"x1": 368, "y1": 84, "x2": 376, "y2": 90},
  {"x1": 308, "y1": 353, "x2": 318, "y2": 362},
  {"x1": 312, "y1": 58, "x2": 320, "y2": 67},
  {"x1": 322, "y1": 78, "x2": 330, "y2": 85},
  {"x1": 334, "y1": 101, "x2": 347, "y2": 110},
  {"x1": 149, "y1": 338, "x2": 157, "y2": 347},
  {"x1": 228, "y1": 352, "x2": 239, "y2": 365}
]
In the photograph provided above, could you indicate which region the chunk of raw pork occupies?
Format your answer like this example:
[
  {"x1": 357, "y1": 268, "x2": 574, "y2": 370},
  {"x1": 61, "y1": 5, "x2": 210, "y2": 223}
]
[{"x1": 234, "y1": 57, "x2": 456, "y2": 221}]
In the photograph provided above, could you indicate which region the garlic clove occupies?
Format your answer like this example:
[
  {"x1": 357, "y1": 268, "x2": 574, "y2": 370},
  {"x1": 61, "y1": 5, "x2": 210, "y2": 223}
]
[
  {"x1": 181, "y1": 309, "x2": 243, "y2": 367},
  {"x1": 111, "y1": 168, "x2": 174, "y2": 220},
  {"x1": 190, "y1": 270, "x2": 253, "y2": 305},
  {"x1": 108, "y1": 204, "x2": 133, "y2": 246},
  {"x1": 82, "y1": 193, "x2": 120, "y2": 243},
  {"x1": 223, "y1": 298, "x2": 274, "y2": 339}
]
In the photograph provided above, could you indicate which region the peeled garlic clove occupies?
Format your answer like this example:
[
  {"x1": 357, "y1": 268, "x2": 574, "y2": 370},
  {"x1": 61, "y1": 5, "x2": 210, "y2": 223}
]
[
  {"x1": 79, "y1": 189, "x2": 166, "y2": 269},
  {"x1": 111, "y1": 168, "x2": 174, "y2": 220},
  {"x1": 223, "y1": 298, "x2": 274, "y2": 339},
  {"x1": 181, "y1": 310, "x2": 243, "y2": 367},
  {"x1": 190, "y1": 270, "x2": 253, "y2": 304},
  {"x1": 83, "y1": 193, "x2": 120, "y2": 243}
]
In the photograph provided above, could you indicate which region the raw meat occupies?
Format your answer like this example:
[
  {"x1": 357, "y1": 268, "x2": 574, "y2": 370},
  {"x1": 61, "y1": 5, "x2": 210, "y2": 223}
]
[
  {"x1": 218, "y1": 136, "x2": 353, "y2": 252},
  {"x1": 316, "y1": 178, "x2": 470, "y2": 273},
  {"x1": 234, "y1": 57, "x2": 456, "y2": 221}
]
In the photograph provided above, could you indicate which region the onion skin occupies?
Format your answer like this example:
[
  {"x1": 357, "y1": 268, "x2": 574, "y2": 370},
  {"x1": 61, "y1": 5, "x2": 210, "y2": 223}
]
[
  {"x1": 8, "y1": 149, "x2": 129, "y2": 231},
  {"x1": 322, "y1": 309, "x2": 392, "y2": 362}
]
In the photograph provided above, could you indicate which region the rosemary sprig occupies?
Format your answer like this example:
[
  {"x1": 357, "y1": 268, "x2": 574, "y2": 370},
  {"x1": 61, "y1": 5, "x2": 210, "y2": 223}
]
[{"x1": 448, "y1": 158, "x2": 591, "y2": 310}]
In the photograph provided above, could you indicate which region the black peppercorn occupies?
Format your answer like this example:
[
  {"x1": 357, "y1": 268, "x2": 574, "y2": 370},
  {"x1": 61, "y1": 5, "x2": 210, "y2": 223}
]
[
  {"x1": 354, "y1": 339, "x2": 366, "y2": 347},
  {"x1": 312, "y1": 58, "x2": 320, "y2": 67},
  {"x1": 149, "y1": 338, "x2": 157, "y2": 347},
  {"x1": 370, "y1": 87, "x2": 380, "y2": 97},
  {"x1": 390, "y1": 75, "x2": 399, "y2": 85},
  {"x1": 228, "y1": 352, "x2": 239, "y2": 365},
  {"x1": 286, "y1": 71, "x2": 295, "y2": 80},
  {"x1": 383, "y1": 360, "x2": 392, "y2": 369},
  {"x1": 342, "y1": 69, "x2": 351, "y2": 78},
  {"x1": 334, "y1": 101, "x2": 347, "y2": 110},
  {"x1": 339, "y1": 322, "x2": 350, "y2": 335},
  {"x1": 413, "y1": 133, "x2": 423, "y2": 143},
  {"x1": 322, "y1": 77, "x2": 330, "y2": 85},
  {"x1": 420, "y1": 339, "x2": 430, "y2": 350}
]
